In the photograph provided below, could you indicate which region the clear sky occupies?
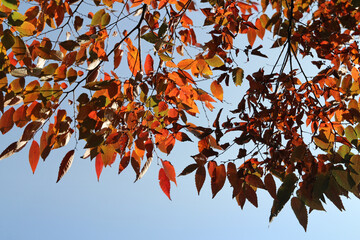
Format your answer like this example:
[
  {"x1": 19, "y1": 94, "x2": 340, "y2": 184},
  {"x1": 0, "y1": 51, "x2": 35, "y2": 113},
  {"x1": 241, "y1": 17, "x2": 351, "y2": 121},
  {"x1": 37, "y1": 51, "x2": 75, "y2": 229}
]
[
  {"x1": 0, "y1": 133, "x2": 360, "y2": 240},
  {"x1": 1, "y1": 1, "x2": 360, "y2": 239}
]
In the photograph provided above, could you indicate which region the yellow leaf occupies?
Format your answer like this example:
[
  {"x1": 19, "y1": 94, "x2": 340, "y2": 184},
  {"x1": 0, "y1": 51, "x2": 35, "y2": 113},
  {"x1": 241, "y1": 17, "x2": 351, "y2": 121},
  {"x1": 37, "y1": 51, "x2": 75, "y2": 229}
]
[{"x1": 205, "y1": 55, "x2": 224, "y2": 67}]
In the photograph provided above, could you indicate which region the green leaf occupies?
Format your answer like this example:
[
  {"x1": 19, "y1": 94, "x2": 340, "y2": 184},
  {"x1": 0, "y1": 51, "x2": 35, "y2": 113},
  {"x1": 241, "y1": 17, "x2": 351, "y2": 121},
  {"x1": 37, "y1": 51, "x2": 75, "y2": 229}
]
[
  {"x1": 141, "y1": 32, "x2": 159, "y2": 44},
  {"x1": 350, "y1": 155, "x2": 360, "y2": 185},
  {"x1": 232, "y1": 67, "x2": 244, "y2": 86},
  {"x1": 270, "y1": 173, "x2": 298, "y2": 222},
  {"x1": 332, "y1": 169, "x2": 353, "y2": 191},
  {"x1": 353, "y1": 0, "x2": 360, "y2": 7},
  {"x1": 91, "y1": 9, "x2": 105, "y2": 26},
  {"x1": 1, "y1": 29, "x2": 15, "y2": 50},
  {"x1": 101, "y1": 13, "x2": 110, "y2": 26},
  {"x1": 312, "y1": 173, "x2": 329, "y2": 200},
  {"x1": 8, "y1": 12, "x2": 26, "y2": 26},
  {"x1": 345, "y1": 125, "x2": 357, "y2": 145},
  {"x1": 158, "y1": 22, "x2": 168, "y2": 38},
  {"x1": 314, "y1": 130, "x2": 331, "y2": 151},
  {"x1": 338, "y1": 145, "x2": 351, "y2": 158},
  {"x1": 2, "y1": 0, "x2": 18, "y2": 10}
]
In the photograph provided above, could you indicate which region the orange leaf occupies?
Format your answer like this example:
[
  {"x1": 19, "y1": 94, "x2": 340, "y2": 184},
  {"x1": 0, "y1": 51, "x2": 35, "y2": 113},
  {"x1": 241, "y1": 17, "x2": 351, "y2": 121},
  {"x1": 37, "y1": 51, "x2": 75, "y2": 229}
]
[
  {"x1": 159, "y1": 168, "x2": 171, "y2": 200},
  {"x1": 158, "y1": 101, "x2": 168, "y2": 112},
  {"x1": 178, "y1": 59, "x2": 195, "y2": 70},
  {"x1": 56, "y1": 150, "x2": 75, "y2": 182},
  {"x1": 210, "y1": 80, "x2": 223, "y2": 101},
  {"x1": 144, "y1": 54, "x2": 154, "y2": 75},
  {"x1": 114, "y1": 46, "x2": 123, "y2": 70},
  {"x1": 247, "y1": 27, "x2": 257, "y2": 46},
  {"x1": 95, "y1": 153, "x2": 103, "y2": 181},
  {"x1": 161, "y1": 160, "x2": 177, "y2": 185},
  {"x1": 29, "y1": 140, "x2": 40, "y2": 174}
]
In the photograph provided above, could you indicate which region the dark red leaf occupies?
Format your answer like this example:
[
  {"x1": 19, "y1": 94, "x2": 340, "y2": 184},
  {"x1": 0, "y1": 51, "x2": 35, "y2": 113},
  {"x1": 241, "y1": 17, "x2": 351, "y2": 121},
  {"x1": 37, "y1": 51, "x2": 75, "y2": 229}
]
[{"x1": 56, "y1": 150, "x2": 75, "y2": 182}]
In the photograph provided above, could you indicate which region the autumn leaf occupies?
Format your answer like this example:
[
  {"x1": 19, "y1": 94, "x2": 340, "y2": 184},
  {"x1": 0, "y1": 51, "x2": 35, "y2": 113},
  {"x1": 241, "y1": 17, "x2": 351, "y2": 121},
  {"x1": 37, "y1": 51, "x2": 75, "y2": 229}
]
[
  {"x1": 95, "y1": 153, "x2": 104, "y2": 181},
  {"x1": 159, "y1": 168, "x2": 171, "y2": 200},
  {"x1": 29, "y1": 140, "x2": 40, "y2": 174},
  {"x1": 161, "y1": 160, "x2": 177, "y2": 185},
  {"x1": 210, "y1": 80, "x2": 223, "y2": 101},
  {"x1": 291, "y1": 197, "x2": 308, "y2": 231},
  {"x1": 56, "y1": 150, "x2": 75, "y2": 183}
]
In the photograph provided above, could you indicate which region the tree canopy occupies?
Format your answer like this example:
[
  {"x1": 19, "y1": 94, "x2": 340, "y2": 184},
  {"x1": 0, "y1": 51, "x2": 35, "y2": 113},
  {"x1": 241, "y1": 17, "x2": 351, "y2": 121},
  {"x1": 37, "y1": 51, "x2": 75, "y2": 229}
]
[{"x1": 1, "y1": 0, "x2": 360, "y2": 230}]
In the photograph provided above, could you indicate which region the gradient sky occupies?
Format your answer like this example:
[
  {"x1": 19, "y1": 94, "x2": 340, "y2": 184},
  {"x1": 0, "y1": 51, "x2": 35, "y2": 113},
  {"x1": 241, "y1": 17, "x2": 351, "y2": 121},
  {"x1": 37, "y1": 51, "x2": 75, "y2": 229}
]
[{"x1": 1, "y1": 1, "x2": 360, "y2": 239}]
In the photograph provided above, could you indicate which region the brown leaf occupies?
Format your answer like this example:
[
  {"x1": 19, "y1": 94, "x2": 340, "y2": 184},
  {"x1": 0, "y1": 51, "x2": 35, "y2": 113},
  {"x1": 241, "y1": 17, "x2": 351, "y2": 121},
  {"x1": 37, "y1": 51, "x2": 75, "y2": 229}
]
[
  {"x1": 265, "y1": 173, "x2": 277, "y2": 199},
  {"x1": 195, "y1": 165, "x2": 206, "y2": 195},
  {"x1": 291, "y1": 197, "x2": 308, "y2": 231},
  {"x1": 178, "y1": 163, "x2": 198, "y2": 176},
  {"x1": 56, "y1": 150, "x2": 75, "y2": 182}
]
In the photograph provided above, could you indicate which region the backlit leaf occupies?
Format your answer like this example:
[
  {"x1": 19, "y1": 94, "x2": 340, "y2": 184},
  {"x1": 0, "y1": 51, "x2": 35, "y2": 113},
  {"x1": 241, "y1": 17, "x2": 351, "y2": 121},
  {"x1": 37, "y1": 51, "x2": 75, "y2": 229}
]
[
  {"x1": 0, "y1": 107, "x2": 15, "y2": 134},
  {"x1": 56, "y1": 150, "x2": 75, "y2": 182},
  {"x1": 159, "y1": 168, "x2": 171, "y2": 200},
  {"x1": 210, "y1": 80, "x2": 223, "y2": 101},
  {"x1": 144, "y1": 54, "x2": 154, "y2": 75},
  {"x1": 29, "y1": 140, "x2": 40, "y2": 174},
  {"x1": 95, "y1": 152, "x2": 104, "y2": 181},
  {"x1": 162, "y1": 160, "x2": 177, "y2": 185}
]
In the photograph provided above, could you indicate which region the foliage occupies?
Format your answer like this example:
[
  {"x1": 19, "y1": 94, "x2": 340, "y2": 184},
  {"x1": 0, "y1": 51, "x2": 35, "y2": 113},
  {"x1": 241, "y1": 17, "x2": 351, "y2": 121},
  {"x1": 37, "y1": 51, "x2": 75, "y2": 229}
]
[{"x1": 1, "y1": 0, "x2": 360, "y2": 230}]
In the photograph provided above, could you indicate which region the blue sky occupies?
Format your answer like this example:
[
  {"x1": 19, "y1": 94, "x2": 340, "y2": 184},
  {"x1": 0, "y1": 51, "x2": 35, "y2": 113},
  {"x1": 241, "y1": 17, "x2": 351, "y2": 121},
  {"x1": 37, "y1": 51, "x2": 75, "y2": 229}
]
[
  {"x1": 0, "y1": 135, "x2": 359, "y2": 239},
  {"x1": 1, "y1": 1, "x2": 360, "y2": 239}
]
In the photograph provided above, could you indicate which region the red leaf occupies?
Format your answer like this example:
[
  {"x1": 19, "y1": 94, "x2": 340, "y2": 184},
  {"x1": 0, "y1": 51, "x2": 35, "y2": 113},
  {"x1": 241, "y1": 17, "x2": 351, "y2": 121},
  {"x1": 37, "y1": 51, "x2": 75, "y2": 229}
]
[
  {"x1": 227, "y1": 162, "x2": 241, "y2": 198},
  {"x1": 29, "y1": 140, "x2": 40, "y2": 174},
  {"x1": 0, "y1": 107, "x2": 15, "y2": 134},
  {"x1": 159, "y1": 168, "x2": 171, "y2": 200},
  {"x1": 245, "y1": 184, "x2": 258, "y2": 207},
  {"x1": 264, "y1": 173, "x2": 277, "y2": 199},
  {"x1": 195, "y1": 165, "x2": 206, "y2": 194},
  {"x1": 246, "y1": 174, "x2": 265, "y2": 189},
  {"x1": 161, "y1": 159, "x2": 177, "y2": 185},
  {"x1": 211, "y1": 164, "x2": 226, "y2": 198},
  {"x1": 95, "y1": 153, "x2": 103, "y2": 181},
  {"x1": 118, "y1": 151, "x2": 130, "y2": 174},
  {"x1": 56, "y1": 150, "x2": 75, "y2": 183},
  {"x1": 144, "y1": 54, "x2": 154, "y2": 75}
]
